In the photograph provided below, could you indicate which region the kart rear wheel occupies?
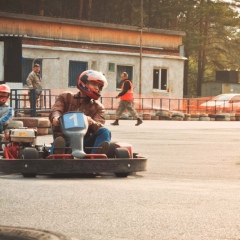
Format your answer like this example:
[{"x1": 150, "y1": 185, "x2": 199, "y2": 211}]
[
  {"x1": 107, "y1": 142, "x2": 117, "y2": 158},
  {"x1": 22, "y1": 148, "x2": 38, "y2": 178},
  {"x1": 22, "y1": 173, "x2": 37, "y2": 178},
  {"x1": 114, "y1": 148, "x2": 131, "y2": 178},
  {"x1": 115, "y1": 172, "x2": 129, "y2": 178},
  {"x1": 22, "y1": 148, "x2": 38, "y2": 159},
  {"x1": 115, "y1": 148, "x2": 130, "y2": 158}
]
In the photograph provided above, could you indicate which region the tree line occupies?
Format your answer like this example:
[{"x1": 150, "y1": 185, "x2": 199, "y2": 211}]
[{"x1": 0, "y1": 0, "x2": 239, "y2": 96}]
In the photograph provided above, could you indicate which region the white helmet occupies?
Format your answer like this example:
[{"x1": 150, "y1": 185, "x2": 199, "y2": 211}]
[{"x1": 77, "y1": 70, "x2": 108, "y2": 100}]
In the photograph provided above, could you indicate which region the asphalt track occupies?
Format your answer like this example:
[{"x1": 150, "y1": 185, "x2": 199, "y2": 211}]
[{"x1": 1, "y1": 120, "x2": 240, "y2": 240}]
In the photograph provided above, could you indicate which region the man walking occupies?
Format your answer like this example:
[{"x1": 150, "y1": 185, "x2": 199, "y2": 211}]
[{"x1": 111, "y1": 72, "x2": 143, "y2": 126}]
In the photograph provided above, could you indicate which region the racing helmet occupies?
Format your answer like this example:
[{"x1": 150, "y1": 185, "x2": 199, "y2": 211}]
[
  {"x1": 77, "y1": 70, "x2": 108, "y2": 100},
  {"x1": 0, "y1": 84, "x2": 10, "y2": 104}
]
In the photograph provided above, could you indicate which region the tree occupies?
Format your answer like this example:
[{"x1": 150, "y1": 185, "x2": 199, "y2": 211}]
[
  {"x1": 0, "y1": 0, "x2": 239, "y2": 96},
  {"x1": 176, "y1": 0, "x2": 240, "y2": 96}
]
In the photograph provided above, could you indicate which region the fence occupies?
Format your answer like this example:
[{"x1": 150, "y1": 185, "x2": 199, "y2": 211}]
[
  {"x1": 101, "y1": 97, "x2": 189, "y2": 112},
  {"x1": 9, "y1": 89, "x2": 237, "y2": 117},
  {"x1": 10, "y1": 89, "x2": 52, "y2": 117}
]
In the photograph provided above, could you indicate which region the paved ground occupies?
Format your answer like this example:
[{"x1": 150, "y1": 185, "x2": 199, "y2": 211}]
[{"x1": 1, "y1": 120, "x2": 240, "y2": 240}]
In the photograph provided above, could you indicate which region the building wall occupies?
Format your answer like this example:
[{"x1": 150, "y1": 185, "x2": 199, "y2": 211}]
[
  {"x1": 201, "y1": 82, "x2": 240, "y2": 97},
  {"x1": 0, "y1": 11, "x2": 186, "y2": 99},
  {"x1": 23, "y1": 44, "x2": 185, "y2": 98}
]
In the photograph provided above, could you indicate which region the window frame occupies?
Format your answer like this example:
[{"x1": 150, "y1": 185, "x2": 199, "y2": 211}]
[
  {"x1": 152, "y1": 68, "x2": 168, "y2": 92},
  {"x1": 108, "y1": 62, "x2": 115, "y2": 72},
  {"x1": 68, "y1": 60, "x2": 88, "y2": 88}
]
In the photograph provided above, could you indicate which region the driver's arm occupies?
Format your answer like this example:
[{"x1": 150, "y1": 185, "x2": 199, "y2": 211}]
[
  {"x1": 85, "y1": 104, "x2": 105, "y2": 133},
  {"x1": 52, "y1": 117, "x2": 59, "y2": 126},
  {"x1": 49, "y1": 94, "x2": 66, "y2": 126}
]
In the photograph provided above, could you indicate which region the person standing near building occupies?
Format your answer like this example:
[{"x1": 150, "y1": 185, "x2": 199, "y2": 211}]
[
  {"x1": 26, "y1": 63, "x2": 42, "y2": 107},
  {"x1": 111, "y1": 72, "x2": 143, "y2": 126}
]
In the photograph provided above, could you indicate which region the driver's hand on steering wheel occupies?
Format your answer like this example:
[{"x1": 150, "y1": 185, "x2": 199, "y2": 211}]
[{"x1": 52, "y1": 117, "x2": 60, "y2": 126}]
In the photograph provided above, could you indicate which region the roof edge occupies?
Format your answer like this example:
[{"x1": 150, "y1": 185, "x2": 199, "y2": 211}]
[{"x1": 0, "y1": 11, "x2": 186, "y2": 37}]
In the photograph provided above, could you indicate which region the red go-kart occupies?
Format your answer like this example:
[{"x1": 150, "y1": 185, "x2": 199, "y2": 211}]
[{"x1": 0, "y1": 112, "x2": 147, "y2": 178}]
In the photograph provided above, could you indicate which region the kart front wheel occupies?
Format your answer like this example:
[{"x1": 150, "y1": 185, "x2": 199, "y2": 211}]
[
  {"x1": 22, "y1": 148, "x2": 39, "y2": 159},
  {"x1": 114, "y1": 148, "x2": 130, "y2": 178},
  {"x1": 115, "y1": 172, "x2": 129, "y2": 178},
  {"x1": 22, "y1": 173, "x2": 37, "y2": 178},
  {"x1": 22, "y1": 148, "x2": 38, "y2": 178},
  {"x1": 115, "y1": 148, "x2": 130, "y2": 158}
]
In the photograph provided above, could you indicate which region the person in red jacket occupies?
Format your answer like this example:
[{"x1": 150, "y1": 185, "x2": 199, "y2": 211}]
[{"x1": 111, "y1": 72, "x2": 143, "y2": 126}]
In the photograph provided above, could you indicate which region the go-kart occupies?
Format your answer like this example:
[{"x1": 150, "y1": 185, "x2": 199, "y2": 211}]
[{"x1": 0, "y1": 112, "x2": 147, "y2": 178}]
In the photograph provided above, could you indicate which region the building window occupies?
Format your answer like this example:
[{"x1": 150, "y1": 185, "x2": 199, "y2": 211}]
[
  {"x1": 22, "y1": 58, "x2": 42, "y2": 86},
  {"x1": 153, "y1": 68, "x2": 168, "y2": 91},
  {"x1": 116, "y1": 65, "x2": 133, "y2": 89},
  {"x1": 69, "y1": 61, "x2": 88, "y2": 87},
  {"x1": 108, "y1": 63, "x2": 115, "y2": 72}
]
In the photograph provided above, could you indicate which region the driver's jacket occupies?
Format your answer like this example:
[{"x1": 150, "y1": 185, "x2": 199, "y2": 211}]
[{"x1": 49, "y1": 91, "x2": 105, "y2": 138}]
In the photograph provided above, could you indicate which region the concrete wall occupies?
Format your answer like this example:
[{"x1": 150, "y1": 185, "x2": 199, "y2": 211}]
[
  {"x1": 0, "y1": 11, "x2": 186, "y2": 99},
  {"x1": 201, "y1": 82, "x2": 240, "y2": 97}
]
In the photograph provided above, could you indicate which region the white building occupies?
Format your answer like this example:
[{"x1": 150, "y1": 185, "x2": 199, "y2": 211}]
[{"x1": 0, "y1": 11, "x2": 186, "y2": 100}]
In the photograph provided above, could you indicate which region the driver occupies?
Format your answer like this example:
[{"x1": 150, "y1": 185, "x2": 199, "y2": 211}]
[
  {"x1": 49, "y1": 70, "x2": 111, "y2": 154},
  {"x1": 0, "y1": 84, "x2": 13, "y2": 140}
]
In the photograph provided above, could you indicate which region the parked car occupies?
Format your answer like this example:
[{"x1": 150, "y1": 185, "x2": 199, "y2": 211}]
[{"x1": 199, "y1": 93, "x2": 240, "y2": 113}]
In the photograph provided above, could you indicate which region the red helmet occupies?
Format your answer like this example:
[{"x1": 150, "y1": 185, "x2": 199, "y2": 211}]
[
  {"x1": 77, "y1": 70, "x2": 108, "y2": 100},
  {"x1": 0, "y1": 84, "x2": 10, "y2": 104}
]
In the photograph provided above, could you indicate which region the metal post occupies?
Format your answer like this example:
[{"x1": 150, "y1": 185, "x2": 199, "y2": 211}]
[
  {"x1": 30, "y1": 89, "x2": 36, "y2": 117},
  {"x1": 139, "y1": 0, "x2": 143, "y2": 97},
  {"x1": 49, "y1": 89, "x2": 52, "y2": 109},
  {"x1": 14, "y1": 90, "x2": 18, "y2": 112},
  {"x1": 187, "y1": 99, "x2": 190, "y2": 114}
]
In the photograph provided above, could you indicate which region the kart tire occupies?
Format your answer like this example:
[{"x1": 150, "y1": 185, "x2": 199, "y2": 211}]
[
  {"x1": 115, "y1": 148, "x2": 130, "y2": 158},
  {"x1": 107, "y1": 142, "x2": 117, "y2": 158},
  {"x1": 22, "y1": 148, "x2": 38, "y2": 178},
  {"x1": 22, "y1": 148, "x2": 38, "y2": 159},
  {"x1": 22, "y1": 173, "x2": 37, "y2": 178},
  {"x1": 115, "y1": 172, "x2": 129, "y2": 178},
  {"x1": 0, "y1": 225, "x2": 70, "y2": 240},
  {"x1": 114, "y1": 148, "x2": 130, "y2": 178}
]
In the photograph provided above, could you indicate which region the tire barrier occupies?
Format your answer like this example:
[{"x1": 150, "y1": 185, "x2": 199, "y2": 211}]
[
  {"x1": 13, "y1": 117, "x2": 52, "y2": 135},
  {"x1": 106, "y1": 111, "x2": 240, "y2": 123},
  {"x1": 9, "y1": 111, "x2": 240, "y2": 137},
  {"x1": 214, "y1": 113, "x2": 230, "y2": 121},
  {"x1": 199, "y1": 114, "x2": 210, "y2": 121}
]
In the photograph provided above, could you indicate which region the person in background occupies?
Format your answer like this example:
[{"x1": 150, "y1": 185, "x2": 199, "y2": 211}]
[
  {"x1": 0, "y1": 84, "x2": 13, "y2": 140},
  {"x1": 26, "y1": 63, "x2": 42, "y2": 107},
  {"x1": 49, "y1": 69, "x2": 111, "y2": 154},
  {"x1": 111, "y1": 71, "x2": 143, "y2": 126}
]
